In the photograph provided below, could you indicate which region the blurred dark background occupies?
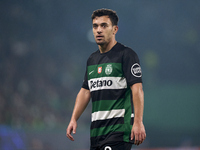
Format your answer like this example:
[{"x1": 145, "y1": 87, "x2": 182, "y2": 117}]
[{"x1": 0, "y1": 0, "x2": 200, "y2": 149}]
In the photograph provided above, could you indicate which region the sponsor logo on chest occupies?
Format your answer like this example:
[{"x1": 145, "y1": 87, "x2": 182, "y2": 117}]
[
  {"x1": 90, "y1": 79, "x2": 113, "y2": 89},
  {"x1": 88, "y1": 77, "x2": 127, "y2": 92}
]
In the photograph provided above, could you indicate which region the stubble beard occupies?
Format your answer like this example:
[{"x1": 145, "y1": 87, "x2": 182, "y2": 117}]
[
  {"x1": 96, "y1": 42, "x2": 105, "y2": 46},
  {"x1": 96, "y1": 39, "x2": 106, "y2": 46}
]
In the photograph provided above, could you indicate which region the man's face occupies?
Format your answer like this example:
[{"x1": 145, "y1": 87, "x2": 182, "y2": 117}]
[{"x1": 92, "y1": 16, "x2": 118, "y2": 45}]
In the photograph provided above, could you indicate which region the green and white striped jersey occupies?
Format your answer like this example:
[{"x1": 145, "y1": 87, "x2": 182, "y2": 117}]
[{"x1": 82, "y1": 42, "x2": 142, "y2": 147}]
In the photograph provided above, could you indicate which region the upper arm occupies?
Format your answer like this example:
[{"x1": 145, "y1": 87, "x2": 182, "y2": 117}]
[
  {"x1": 130, "y1": 83, "x2": 144, "y2": 97},
  {"x1": 79, "y1": 88, "x2": 91, "y2": 101}
]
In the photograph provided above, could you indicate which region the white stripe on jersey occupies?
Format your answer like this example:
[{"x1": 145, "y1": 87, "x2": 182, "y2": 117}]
[
  {"x1": 88, "y1": 77, "x2": 127, "y2": 92},
  {"x1": 91, "y1": 109, "x2": 125, "y2": 122}
]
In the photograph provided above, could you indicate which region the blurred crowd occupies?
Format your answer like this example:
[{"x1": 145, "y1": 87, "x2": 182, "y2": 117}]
[
  {"x1": 0, "y1": 0, "x2": 89, "y2": 131},
  {"x1": 0, "y1": 40, "x2": 77, "y2": 130}
]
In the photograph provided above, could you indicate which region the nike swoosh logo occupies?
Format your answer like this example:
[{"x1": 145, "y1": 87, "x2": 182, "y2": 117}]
[{"x1": 89, "y1": 70, "x2": 94, "y2": 75}]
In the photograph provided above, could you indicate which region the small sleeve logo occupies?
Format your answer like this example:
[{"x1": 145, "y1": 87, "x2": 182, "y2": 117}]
[
  {"x1": 131, "y1": 63, "x2": 142, "y2": 77},
  {"x1": 104, "y1": 146, "x2": 112, "y2": 150}
]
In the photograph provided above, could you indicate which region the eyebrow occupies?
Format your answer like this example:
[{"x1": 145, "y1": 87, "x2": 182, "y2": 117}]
[{"x1": 93, "y1": 22, "x2": 108, "y2": 26}]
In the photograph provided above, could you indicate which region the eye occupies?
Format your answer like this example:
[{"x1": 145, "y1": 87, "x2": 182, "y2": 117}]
[
  {"x1": 101, "y1": 23, "x2": 107, "y2": 28},
  {"x1": 93, "y1": 24, "x2": 98, "y2": 29}
]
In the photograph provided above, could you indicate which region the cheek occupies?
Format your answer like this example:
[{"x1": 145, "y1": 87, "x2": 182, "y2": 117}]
[
  {"x1": 108, "y1": 31, "x2": 114, "y2": 38},
  {"x1": 93, "y1": 31, "x2": 96, "y2": 37}
]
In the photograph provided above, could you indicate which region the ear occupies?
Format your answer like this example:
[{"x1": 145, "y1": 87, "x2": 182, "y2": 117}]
[{"x1": 113, "y1": 25, "x2": 118, "y2": 35}]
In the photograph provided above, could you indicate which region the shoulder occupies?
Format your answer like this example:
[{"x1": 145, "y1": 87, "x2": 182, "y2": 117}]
[
  {"x1": 86, "y1": 50, "x2": 99, "y2": 65},
  {"x1": 117, "y1": 43, "x2": 138, "y2": 57},
  {"x1": 88, "y1": 49, "x2": 99, "y2": 59}
]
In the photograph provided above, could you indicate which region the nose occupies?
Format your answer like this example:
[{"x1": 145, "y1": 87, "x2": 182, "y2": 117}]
[{"x1": 97, "y1": 26, "x2": 102, "y2": 34}]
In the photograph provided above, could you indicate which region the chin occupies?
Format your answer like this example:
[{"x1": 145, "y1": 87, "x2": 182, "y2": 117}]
[{"x1": 96, "y1": 41, "x2": 106, "y2": 46}]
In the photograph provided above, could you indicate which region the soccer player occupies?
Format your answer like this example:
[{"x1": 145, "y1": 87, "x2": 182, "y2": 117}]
[{"x1": 66, "y1": 8, "x2": 146, "y2": 150}]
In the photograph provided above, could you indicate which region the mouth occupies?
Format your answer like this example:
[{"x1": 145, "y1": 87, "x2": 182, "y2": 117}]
[{"x1": 96, "y1": 35, "x2": 104, "y2": 40}]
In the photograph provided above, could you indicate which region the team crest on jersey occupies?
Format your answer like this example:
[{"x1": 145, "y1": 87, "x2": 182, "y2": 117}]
[
  {"x1": 98, "y1": 67, "x2": 102, "y2": 74},
  {"x1": 131, "y1": 63, "x2": 142, "y2": 77},
  {"x1": 105, "y1": 64, "x2": 113, "y2": 75}
]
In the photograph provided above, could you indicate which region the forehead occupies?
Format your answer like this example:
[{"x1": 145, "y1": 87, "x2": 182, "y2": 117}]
[{"x1": 92, "y1": 16, "x2": 112, "y2": 24}]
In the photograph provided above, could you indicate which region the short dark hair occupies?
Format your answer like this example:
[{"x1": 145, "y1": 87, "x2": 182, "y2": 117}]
[{"x1": 91, "y1": 8, "x2": 119, "y2": 26}]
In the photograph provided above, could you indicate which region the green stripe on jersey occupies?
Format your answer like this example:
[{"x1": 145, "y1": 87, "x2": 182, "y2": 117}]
[
  {"x1": 87, "y1": 63, "x2": 123, "y2": 80},
  {"x1": 90, "y1": 124, "x2": 124, "y2": 137},
  {"x1": 92, "y1": 99, "x2": 124, "y2": 113}
]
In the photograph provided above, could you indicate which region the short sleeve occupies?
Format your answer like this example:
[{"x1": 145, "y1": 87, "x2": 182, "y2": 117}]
[
  {"x1": 122, "y1": 48, "x2": 142, "y2": 86},
  {"x1": 82, "y1": 65, "x2": 89, "y2": 90}
]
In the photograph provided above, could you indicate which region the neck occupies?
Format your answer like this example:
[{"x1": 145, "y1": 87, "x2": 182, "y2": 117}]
[{"x1": 99, "y1": 40, "x2": 117, "y2": 53}]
